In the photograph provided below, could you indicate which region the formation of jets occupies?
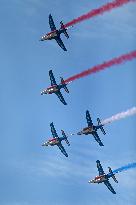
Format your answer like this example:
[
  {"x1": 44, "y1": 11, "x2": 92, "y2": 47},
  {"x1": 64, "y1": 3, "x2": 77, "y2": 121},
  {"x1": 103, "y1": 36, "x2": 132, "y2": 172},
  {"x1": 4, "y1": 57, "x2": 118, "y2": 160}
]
[{"x1": 40, "y1": 14, "x2": 133, "y2": 196}]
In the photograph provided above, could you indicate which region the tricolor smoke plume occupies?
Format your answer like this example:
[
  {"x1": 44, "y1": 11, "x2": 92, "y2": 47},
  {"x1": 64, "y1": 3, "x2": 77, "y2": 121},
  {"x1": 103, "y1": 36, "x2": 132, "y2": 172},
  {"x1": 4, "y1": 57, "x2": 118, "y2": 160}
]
[
  {"x1": 102, "y1": 107, "x2": 136, "y2": 125},
  {"x1": 64, "y1": 0, "x2": 134, "y2": 28},
  {"x1": 64, "y1": 50, "x2": 136, "y2": 84},
  {"x1": 107, "y1": 162, "x2": 136, "y2": 177}
]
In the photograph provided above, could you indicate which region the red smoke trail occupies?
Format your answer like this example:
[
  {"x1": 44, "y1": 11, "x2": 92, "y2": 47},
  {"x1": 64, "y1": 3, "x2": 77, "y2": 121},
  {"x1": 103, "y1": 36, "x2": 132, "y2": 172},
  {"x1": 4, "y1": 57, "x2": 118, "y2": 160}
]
[
  {"x1": 64, "y1": 50, "x2": 136, "y2": 84},
  {"x1": 64, "y1": 0, "x2": 133, "y2": 28}
]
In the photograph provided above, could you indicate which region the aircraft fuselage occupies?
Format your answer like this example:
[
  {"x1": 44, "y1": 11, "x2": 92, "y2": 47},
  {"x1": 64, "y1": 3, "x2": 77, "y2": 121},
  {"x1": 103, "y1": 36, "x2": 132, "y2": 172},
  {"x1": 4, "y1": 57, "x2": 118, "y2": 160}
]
[
  {"x1": 40, "y1": 28, "x2": 65, "y2": 41},
  {"x1": 47, "y1": 137, "x2": 60, "y2": 146},
  {"x1": 41, "y1": 84, "x2": 59, "y2": 95},
  {"x1": 89, "y1": 174, "x2": 109, "y2": 184},
  {"x1": 41, "y1": 31, "x2": 58, "y2": 41},
  {"x1": 42, "y1": 136, "x2": 65, "y2": 147},
  {"x1": 77, "y1": 126, "x2": 96, "y2": 135},
  {"x1": 77, "y1": 124, "x2": 104, "y2": 135},
  {"x1": 43, "y1": 85, "x2": 59, "y2": 94},
  {"x1": 41, "y1": 83, "x2": 66, "y2": 95}
]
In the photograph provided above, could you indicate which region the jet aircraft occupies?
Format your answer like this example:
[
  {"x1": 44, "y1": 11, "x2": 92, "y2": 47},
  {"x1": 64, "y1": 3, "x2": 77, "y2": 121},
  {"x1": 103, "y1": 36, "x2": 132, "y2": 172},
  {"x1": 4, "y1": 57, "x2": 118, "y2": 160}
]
[
  {"x1": 40, "y1": 14, "x2": 70, "y2": 51},
  {"x1": 77, "y1": 110, "x2": 106, "y2": 146},
  {"x1": 42, "y1": 122, "x2": 70, "y2": 157},
  {"x1": 88, "y1": 160, "x2": 118, "y2": 194},
  {"x1": 41, "y1": 70, "x2": 69, "y2": 105}
]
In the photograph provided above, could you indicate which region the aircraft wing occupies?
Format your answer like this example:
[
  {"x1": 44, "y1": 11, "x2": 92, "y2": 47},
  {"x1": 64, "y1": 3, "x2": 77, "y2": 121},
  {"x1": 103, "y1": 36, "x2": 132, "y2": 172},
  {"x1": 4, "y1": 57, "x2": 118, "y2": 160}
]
[
  {"x1": 50, "y1": 122, "x2": 58, "y2": 138},
  {"x1": 96, "y1": 160, "x2": 105, "y2": 175},
  {"x1": 86, "y1": 110, "x2": 93, "y2": 127},
  {"x1": 49, "y1": 70, "x2": 57, "y2": 86},
  {"x1": 93, "y1": 131, "x2": 104, "y2": 146},
  {"x1": 57, "y1": 143, "x2": 68, "y2": 157},
  {"x1": 104, "y1": 180, "x2": 116, "y2": 194},
  {"x1": 55, "y1": 90, "x2": 67, "y2": 105},
  {"x1": 49, "y1": 14, "x2": 56, "y2": 31},
  {"x1": 55, "y1": 36, "x2": 67, "y2": 51}
]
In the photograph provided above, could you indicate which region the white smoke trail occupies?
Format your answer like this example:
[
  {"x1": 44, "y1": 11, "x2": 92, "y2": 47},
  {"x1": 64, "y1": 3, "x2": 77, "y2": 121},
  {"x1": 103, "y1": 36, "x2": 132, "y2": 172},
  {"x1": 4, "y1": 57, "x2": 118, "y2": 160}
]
[{"x1": 102, "y1": 107, "x2": 136, "y2": 125}]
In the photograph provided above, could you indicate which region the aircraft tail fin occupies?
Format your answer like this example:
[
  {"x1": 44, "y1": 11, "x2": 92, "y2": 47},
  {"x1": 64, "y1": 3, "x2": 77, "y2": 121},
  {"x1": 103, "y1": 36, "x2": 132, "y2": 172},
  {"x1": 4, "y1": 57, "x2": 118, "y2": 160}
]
[
  {"x1": 60, "y1": 77, "x2": 69, "y2": 93},
  {"x1": 108, "y1": 167, "x2": 118, "y2": 183},
  {"x1": 60, "y1": 21, "x2": 69, "y2": 39},
  {"x1": 97, "y1": 118, "x2": 106, "y2": 135},
  {"x1": 61, "y1": 130, "x2": 70, "y2": 146}
]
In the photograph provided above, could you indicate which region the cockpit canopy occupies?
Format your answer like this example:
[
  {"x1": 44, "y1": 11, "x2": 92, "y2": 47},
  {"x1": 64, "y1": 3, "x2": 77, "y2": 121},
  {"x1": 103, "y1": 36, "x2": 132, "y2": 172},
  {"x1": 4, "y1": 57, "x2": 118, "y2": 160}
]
[
  {"x1": 95, "y1": 176, "x2": 100, "y2": 179},
  {"x1": 48, "y1": 87, "x2": 54, "y2": 91}
]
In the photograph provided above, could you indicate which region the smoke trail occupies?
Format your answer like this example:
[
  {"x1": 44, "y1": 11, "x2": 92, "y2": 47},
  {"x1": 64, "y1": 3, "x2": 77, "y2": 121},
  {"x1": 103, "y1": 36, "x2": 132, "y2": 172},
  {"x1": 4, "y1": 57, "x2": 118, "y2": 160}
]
[
  {"x1": 64, "y1": 50, "x2": 136, "y2": 84},
  {"x1": 102, "y1": 107, "x2": 136, "y2": 125},
  {"x1": 108, "y1": 162, "x2": 136, "y2": 177},
  {"x1": 64, "y1": 0, "x2": 133, "y2": 28}
]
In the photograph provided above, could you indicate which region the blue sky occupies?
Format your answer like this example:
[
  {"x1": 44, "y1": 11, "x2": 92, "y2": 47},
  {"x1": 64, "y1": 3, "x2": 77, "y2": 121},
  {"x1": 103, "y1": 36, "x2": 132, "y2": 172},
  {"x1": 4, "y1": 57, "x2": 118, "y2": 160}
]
[{"x1": 0, "y1": 0, "x2": 136, "y2": 204}]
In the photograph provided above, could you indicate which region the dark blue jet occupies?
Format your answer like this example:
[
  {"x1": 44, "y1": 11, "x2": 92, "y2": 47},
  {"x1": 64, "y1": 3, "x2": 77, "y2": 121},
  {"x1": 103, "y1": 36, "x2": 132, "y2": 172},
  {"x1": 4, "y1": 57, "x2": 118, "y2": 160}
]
[
  {"x1": 42, "y1": 122, "x2": 70, "y2": 157},
  {"x1": 88, "y1": 160, "x2": 118, "y2": 194},
  {"x1": 77, "y1": 110, "x2": 106, "y2": 146},
  {"x1": 40, "y1": 14, "x2": 70, "y2": 51},
  {"x1": 41, "y1": 70, "x2": 69, "y2": 105}
]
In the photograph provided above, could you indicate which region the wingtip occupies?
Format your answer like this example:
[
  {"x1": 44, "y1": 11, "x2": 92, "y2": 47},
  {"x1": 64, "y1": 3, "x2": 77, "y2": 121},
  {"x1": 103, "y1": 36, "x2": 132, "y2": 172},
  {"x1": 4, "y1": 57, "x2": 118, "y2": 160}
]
[
  {"x1": 113, "y1": 192, "x2": 116, "y2": 194},
  {"x1": 86, "y1": 110, "x2": 90, "y2": 115},
  {"x1": 49, "y1": 69, "x2": 53, "y2": 73},
  {"x1": 100, "y1": 143, "x2": 104, "y2": 146},
  {"x1": 96, "y1": 160, "x2": 100, "y2": 163},
  {"x1": 50, "y1": 122, "x2": 54, "y2": 126}
]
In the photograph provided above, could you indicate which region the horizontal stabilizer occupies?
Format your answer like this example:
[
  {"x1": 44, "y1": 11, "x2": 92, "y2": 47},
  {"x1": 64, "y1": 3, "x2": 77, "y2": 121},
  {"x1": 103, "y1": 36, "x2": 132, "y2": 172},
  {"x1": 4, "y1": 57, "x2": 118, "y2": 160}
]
[
  {"x1": 60, "y1": 77, "x2": 69, "y2": 93},
  {"x1": 97, "y1": 118, "x2": 106, "y2": 135},
  {"x1": 108, "y1": 167, "x2": 118, "y2": 183},
  {"x1": 61, "y1": 130, "x2": 70, "y2": 146},
  {"x1": 60, "y1": 21, "x2": 69, "y2": 39}
]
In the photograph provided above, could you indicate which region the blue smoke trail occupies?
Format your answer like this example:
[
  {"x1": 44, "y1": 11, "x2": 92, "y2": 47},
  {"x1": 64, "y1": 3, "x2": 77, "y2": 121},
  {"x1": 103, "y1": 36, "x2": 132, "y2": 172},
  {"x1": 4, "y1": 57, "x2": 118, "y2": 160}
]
[{"x1": 108, "y1": 163, "x2": 136, "y2": 177}]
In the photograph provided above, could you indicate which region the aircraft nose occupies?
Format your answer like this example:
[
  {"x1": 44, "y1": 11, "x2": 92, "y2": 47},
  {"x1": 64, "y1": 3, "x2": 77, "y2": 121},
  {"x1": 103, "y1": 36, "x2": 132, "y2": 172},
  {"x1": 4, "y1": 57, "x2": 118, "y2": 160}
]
[
  {"x1": 42, "y1": 142, "x2": 48, "y2": 146},
  {"x1": 77, "y1": 131, "x2": 82, "y2": 135},
  {"x1": 41, "y1": 90, "x2": 46, "y2": 95},
  {"x1": 88, "y1": 180, "x2": 93, "y2": 183},
  {"x1": 40, "y1": 36, "x2": 44, "y2": 41}
]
